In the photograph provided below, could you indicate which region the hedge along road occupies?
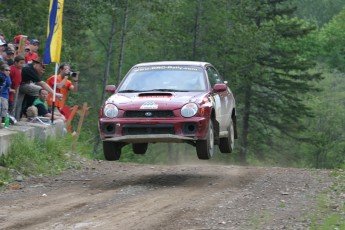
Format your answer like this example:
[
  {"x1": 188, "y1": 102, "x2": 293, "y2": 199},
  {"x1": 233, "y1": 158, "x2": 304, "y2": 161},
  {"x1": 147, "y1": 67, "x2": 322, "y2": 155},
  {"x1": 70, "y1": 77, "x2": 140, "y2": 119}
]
[{"x1": 0, "y1": 159, "x2": 341, "y2": 230}]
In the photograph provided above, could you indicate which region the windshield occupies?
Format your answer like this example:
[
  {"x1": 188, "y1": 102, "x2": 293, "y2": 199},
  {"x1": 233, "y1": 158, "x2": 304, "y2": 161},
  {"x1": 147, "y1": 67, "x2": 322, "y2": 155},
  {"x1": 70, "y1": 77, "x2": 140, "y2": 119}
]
[{"x1": 118, "y1": 66, "x2": 207, "y2": 92}]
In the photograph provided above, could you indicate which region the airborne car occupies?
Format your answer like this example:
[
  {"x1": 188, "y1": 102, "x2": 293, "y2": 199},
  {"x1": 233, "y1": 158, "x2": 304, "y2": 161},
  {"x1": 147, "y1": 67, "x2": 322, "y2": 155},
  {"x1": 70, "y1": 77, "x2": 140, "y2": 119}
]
[{"x1": 98, "y1": 61, "x2": 237, "y2": 160}]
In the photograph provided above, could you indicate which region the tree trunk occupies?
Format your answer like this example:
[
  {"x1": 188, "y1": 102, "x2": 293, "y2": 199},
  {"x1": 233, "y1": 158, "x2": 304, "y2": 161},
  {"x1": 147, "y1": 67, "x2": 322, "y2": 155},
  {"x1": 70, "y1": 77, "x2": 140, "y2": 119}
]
[
  {"x1": 239, "y1": 81, "x2": 252, "y2": 165},
  {"x1": 192, "y1": 0, "x2": 201, "y2": 60},
  {"x1": 93, "y1": 14, "x2": 117, "y2": 156},
  {"x1": 117, "y1": 0, "x2": 129, "y2": 85}
]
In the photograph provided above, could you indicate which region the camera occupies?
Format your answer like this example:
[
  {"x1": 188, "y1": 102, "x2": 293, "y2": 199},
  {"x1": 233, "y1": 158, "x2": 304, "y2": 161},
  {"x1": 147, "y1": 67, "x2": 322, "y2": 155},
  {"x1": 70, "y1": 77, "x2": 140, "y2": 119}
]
[{"x1": 68, "y1": 71, "x2": 78, "y2": 77}]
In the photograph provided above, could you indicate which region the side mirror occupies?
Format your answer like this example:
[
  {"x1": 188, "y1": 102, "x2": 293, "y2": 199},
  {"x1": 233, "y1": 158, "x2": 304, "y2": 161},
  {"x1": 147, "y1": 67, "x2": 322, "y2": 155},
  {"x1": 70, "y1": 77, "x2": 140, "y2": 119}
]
[
  {"x1": 213, "y1": 84, "x2": 227, "y2": 93},
  {"x1": 105, "y1": 85, "x2": 116, "y2": 94}
]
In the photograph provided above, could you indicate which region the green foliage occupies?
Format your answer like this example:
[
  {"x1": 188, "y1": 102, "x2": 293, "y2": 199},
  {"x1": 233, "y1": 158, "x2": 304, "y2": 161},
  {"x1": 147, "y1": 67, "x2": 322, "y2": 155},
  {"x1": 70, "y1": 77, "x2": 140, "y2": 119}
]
[
  {"x1": 228, "y1": 0, "x2": 323, "y2": 163},
  {"x1": 292, "y1": 0, "x2": 345, "y2": 26},
  {"x1": 0, "y1": 168, "x2": 12, "y2": 187},
  {"x1": 0, "y1": 133, "x2": 79, "y2": 179},
  {"x1": 0, "y1": 1, "x2": 49, "y2": 43},
  {"x1": 250, "y1": 66, "x2": 345, "y2": 169},
  {"x1": 299, "y1": 68, "x2": 345, "y2": 168},
  {"x1": 317, "y1": 7, "x2": 345, "y2": 71}
]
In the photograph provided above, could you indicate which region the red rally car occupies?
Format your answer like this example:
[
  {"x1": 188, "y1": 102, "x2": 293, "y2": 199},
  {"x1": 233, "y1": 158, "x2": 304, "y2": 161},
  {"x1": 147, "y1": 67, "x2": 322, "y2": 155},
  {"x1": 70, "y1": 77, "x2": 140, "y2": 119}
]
[{"x1": 98, "y1": 61, "x2": 237, "y2": 160}]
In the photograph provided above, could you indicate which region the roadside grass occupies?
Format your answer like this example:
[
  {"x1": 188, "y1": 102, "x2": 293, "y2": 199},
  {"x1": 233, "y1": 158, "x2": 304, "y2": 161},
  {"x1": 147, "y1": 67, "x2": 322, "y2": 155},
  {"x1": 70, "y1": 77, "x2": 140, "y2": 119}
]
[
  {"x1": 248, "y1": 210, "x2": 272, "y2": 229},
  {"x1": 0, "y1": 133, "x2": 81, "y2": 187},
  {"x1": 309, "y1": 170, "x2": 345, "y2": 230}
]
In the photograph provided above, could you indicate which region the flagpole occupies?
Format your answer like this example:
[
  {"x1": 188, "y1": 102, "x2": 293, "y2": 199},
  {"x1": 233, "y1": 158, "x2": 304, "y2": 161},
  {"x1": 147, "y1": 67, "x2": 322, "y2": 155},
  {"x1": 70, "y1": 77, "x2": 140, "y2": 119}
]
[
  {"x1": 51, "y1": 62, "x2": 59, "y2": 123},
  {"x1": 43, "y1": 0, "x2": 64, "y2": 123}
]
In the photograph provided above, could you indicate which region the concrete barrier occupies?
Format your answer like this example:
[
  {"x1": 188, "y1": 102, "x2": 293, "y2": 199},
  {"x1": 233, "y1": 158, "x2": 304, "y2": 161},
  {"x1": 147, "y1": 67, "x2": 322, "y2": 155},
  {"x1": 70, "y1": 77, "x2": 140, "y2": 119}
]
[{"x1": 0, "y1": 120, "x2": 66, "y2": 156}]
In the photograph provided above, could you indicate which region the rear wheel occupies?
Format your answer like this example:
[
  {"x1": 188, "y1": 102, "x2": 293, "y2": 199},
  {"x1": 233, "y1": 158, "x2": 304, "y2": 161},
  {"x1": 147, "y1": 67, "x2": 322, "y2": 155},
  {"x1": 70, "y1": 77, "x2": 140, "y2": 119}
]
[
  {"x1": 219, "y1": 120, "x2": 234, "y2": 153},
  {"x1": 196, "y1": 120, "x2": 215, "y2": 160},
  {"x1": 132, "y1": 143, "x2": 148, "y2": 154},
  {"x1": 103, "y1": 141, "x2": 122, "y2": 161}
]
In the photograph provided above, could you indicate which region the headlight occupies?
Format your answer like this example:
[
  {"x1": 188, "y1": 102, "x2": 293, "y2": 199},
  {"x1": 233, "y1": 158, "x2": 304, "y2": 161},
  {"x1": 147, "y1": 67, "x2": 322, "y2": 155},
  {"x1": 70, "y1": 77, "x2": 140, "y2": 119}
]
[
  {"x1": 181, "y1": 103, "x2": 198, "y2": 118},
  {"x1": 103, "y1": 104, "x2": 119, "y2": 118}
]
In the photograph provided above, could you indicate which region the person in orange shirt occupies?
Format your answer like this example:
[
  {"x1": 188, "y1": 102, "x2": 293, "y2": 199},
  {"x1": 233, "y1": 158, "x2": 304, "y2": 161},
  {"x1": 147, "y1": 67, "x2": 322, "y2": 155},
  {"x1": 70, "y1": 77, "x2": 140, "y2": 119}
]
[{"x1": 46, "y1": 63, "x2": 78, "y2": 111}]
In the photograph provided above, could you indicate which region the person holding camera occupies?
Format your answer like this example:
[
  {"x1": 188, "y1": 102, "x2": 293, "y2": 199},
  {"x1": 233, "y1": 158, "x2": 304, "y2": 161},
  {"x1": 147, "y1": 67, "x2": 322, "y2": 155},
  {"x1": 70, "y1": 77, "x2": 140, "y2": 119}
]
[{"x1": 46, "y1": 63, "x2": 78, "y2": 111}]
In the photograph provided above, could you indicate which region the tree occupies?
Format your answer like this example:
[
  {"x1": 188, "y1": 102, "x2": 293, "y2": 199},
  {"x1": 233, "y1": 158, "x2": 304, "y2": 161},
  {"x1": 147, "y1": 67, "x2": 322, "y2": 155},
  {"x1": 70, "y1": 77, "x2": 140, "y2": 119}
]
[
  {"x1": 0, "y1": 1, "x2": 48, "y2": 43},
  {"x1": 316, "y1": 8, "x2": 345, "y2": 72},
  {"x1": 299, "y1": 69, "x2": 345, "y2": 168},
  {"x1": 228, "y1": 0, "x2": 323, "y2": 164},
  {"x1": 292, "y1": 0, "x2": 345, "y2": 26}
]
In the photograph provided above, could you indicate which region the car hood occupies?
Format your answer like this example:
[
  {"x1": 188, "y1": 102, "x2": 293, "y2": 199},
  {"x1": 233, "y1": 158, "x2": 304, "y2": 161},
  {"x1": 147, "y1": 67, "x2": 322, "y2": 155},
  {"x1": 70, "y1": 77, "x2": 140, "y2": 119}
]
[{"x1": 105, "y1": 91, "x2": 207, "y2": 110}]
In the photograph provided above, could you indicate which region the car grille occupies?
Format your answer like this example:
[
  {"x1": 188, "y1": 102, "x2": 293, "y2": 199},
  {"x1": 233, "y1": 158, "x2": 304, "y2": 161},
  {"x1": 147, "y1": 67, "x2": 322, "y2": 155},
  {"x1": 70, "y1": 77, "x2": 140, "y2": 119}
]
[
  {"x1": 124, "y1": 110, "x2": 174, "y2": 118},
  {"x1": 122, "y1": 124, "x2": 175, "y2": 135}
]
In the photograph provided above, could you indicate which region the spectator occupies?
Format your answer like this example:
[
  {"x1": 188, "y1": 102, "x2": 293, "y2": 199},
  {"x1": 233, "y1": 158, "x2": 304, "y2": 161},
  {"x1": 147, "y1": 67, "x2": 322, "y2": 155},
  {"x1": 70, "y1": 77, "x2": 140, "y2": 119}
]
[
  {"x1": 0, "y1": 39, "x2": 7, "y2": 62},
  {"x1": 0, "y1": 64, "x2": 14, "y2": 122},
  {"x1": 33, "y1": 89, "x2": 66, "y2": 121},
  {"x1": 24, "y1": 45, "x2": 30, "y2": 57},
  {"x1": 15, "y1": 57, "x2": 63, "y2": 119},
  {"x1": 14, "y1": 35, "x2": 21, "y2": 45},
  {"x1": 7, "y1": 43, "x2": 16, "y2": 54},
  {"x1": 13, "y1": 34, "x2": 28, "y2": 56},
  {"x1": 25, "y1": 38, "x2": 39, "y2": 64},
  {"x1": 26, "y1": 105, "x2": 38, "y2": 120},
  {"x1": 0, "y1": 64, "x2": 6, "y2": 93},
  {"x1": 46, "y1": 63, "x2": 78, "y2": 110},
  {"x1": 9, "y1": 55, "x2": 25, "y2": 115},
  {"x1": 4, "y1": 47, "x2": 15, "y2": 66}
]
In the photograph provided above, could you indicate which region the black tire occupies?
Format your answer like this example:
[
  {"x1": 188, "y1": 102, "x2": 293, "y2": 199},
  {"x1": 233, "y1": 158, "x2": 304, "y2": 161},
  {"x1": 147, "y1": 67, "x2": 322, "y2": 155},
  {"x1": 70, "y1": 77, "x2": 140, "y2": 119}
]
[
  {"x1": 219, "y1": 120, "x2": 234, "y2": 153},
  {"x1": 103, "y1": 141, "x2": 122, "y2": 161},
  {"x1": 132, "y1": 143, "x2": 148, "y2": 154},
  {"x1": 196, "y1": 120, "x2": 215, "y2": 160}
]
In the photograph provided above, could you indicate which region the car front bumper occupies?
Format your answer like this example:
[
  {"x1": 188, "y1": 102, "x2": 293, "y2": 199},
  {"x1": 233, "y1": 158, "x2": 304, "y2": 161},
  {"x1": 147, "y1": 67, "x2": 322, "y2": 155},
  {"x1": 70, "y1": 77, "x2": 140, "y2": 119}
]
[{"x1": 99, "y1": 117, "x2": 209, "y2": 144}]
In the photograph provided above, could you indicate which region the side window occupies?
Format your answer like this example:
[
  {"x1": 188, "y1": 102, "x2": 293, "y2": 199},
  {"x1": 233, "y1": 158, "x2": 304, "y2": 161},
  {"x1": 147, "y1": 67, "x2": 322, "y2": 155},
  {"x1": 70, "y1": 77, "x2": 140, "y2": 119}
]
[{"x1": 206, "y1": 66, "x2": 223, "y2": 88}]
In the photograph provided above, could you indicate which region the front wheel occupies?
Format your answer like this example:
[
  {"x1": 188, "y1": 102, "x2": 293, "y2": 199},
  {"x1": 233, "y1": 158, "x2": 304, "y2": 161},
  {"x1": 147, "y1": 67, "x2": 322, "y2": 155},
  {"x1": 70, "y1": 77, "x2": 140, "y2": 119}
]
[
  {"x1": 196, "y1": 120, "x2": 215, "y2": 160},
  {"x1": 219, "y1": 120, "x2": 234, "y2": 153},
  {"x1": 103, "y1": 141, "x2": 123, "y2": 161}
]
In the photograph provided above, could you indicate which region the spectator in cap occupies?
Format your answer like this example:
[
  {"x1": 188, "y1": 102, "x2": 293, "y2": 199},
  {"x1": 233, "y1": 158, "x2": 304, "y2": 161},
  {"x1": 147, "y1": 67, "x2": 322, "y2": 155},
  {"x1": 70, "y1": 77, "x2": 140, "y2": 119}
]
[
  {"x1": 4, "y1": 47, "x2": 15, "y2": 66},
  {"x1": 7, "y1": 43, "x2": 16, "y2": 53},
  {"x1": 0, "y1": 39, "x2": 7, "y2": 62},
  {"x1": 15, "y1": 57, "x2": 63, "y2": 119},
  {"x1": 13, "y1": 34, "x2": 29, "y2": 56},
  {"x1": 25, "y1": 38, "x2": 40, "y2": 64},
  {"x1": 14, "y1": 35, "x2": 22, "y2": 45}
]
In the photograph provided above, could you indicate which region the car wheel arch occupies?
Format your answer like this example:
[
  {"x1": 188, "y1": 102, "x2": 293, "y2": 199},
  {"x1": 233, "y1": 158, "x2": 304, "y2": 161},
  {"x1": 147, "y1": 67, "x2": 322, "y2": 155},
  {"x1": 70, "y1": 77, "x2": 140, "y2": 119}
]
[
  {"x1": 231, "y1": 108, "x2": 238, "y2": 139},
  {"x1": 210, "y1": 108, "x2": 220, "y2": 145}
]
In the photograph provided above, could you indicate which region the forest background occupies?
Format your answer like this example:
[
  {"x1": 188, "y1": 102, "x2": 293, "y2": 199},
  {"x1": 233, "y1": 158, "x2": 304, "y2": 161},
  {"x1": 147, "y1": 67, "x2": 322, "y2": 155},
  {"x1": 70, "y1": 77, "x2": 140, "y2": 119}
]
[{"x1": 1, "y1": 0, "x2": 345, "y2": 169}]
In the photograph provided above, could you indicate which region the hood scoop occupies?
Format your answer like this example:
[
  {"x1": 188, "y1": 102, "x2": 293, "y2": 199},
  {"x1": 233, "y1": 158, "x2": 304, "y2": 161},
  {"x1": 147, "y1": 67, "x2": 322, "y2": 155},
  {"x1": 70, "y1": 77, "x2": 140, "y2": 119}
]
[{"x1": 139, "y1": 92, "x2": 173, "y2": 98}]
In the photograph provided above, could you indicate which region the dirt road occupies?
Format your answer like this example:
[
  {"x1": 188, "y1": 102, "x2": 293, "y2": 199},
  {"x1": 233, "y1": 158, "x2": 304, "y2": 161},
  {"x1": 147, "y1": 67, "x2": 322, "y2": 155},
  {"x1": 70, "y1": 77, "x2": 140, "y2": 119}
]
[{"x1": 0, "y1": 160, "x2": 342, "y2": 230}]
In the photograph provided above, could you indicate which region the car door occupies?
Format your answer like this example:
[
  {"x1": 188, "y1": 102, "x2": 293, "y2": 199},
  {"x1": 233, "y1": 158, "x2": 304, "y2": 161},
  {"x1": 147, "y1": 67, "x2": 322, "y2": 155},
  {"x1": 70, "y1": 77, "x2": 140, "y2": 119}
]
[{"x1": 206, "y1": 65, "x2": 232, "y2": 132}]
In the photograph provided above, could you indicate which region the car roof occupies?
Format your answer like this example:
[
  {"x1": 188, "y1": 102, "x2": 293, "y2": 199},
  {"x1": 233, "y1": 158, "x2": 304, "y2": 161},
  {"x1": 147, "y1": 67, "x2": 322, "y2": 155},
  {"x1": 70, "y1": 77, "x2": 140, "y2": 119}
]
[{"x1": 133, "y1": 61, "x2": 210, "y2": 68}]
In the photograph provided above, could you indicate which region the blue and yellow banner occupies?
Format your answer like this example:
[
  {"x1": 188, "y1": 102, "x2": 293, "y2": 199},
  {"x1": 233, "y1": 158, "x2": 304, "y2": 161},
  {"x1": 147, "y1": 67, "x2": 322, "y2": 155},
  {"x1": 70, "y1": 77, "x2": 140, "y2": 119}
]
[{"x1": 43, "y1": 0, "x2": 64, "y2": 64}]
